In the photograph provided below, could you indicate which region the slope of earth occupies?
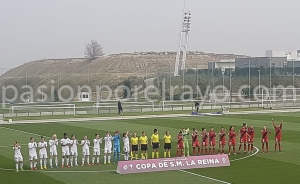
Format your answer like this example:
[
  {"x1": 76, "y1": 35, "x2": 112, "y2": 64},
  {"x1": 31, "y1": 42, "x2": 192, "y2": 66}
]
[{"x1": 0, "y1": 52, "x2": 246, "y2": 101}]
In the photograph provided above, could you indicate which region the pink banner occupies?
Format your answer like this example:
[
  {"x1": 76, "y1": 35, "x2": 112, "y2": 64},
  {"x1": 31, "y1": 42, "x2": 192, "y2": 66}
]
[{"x1": 117, "y1": 154, "x2": 230, "y2": 174}]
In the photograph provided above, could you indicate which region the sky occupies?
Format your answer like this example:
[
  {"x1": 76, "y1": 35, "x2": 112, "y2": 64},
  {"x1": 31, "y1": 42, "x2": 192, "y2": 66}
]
[{"x1": 0, "y1": 0, "x2": 299, "y2": 69}]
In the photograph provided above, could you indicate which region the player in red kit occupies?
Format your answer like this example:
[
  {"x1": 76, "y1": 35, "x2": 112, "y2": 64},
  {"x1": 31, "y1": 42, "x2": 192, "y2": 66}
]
[
  {"x1": 247, "y1": 124, "x2": 255, "y2": 153},
  {"x1": 261, "y1": 125, "x2": 271, "y2": 153},
  {"x1": 238, "y1": 123, "x2": 248, "y2": 154},
  {"x1": 272, "y1": 118, "x2": 283, "y2": 152},
  {"x1": 192, "y1": 128, "x2": 200, "y2": 156},
  {"x1": 201, "y1": 128, "x2": 209, "y2": 155},
  {"x1": 218, "y1": 127, "x2": 226, "y2": 154},
  {"x1": 209, "y1": 127, "x2": 217, "y2": 154},
  {"x1": 176, "y1": 131, "x2": 184, "y2": 157},
  {"x1": 228, "y1": 126, "x2": 236, "y2": 155}
]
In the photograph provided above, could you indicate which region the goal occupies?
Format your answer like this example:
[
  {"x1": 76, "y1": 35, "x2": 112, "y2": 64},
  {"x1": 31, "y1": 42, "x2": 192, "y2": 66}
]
[
  {"x1": 93, "y1": 100, "x2": 155, "y2": 113},
  {"x1": 10, "y1": 104, "x2": 76, "y2": 116}
]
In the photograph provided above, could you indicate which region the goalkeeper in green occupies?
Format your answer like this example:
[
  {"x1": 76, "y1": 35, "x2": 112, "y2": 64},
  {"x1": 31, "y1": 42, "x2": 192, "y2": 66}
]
[{"x1": 182, "y1": 128, "x2": 190, "y2": 156}]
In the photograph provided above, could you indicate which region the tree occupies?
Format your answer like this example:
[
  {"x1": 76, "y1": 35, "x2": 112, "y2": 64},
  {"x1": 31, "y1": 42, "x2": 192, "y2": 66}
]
[{"x1": 84, "y1": 40, "x2": 104, "y2": 59}]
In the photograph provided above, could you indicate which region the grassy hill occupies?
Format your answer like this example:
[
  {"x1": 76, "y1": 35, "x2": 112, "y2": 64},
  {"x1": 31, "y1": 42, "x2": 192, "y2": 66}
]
[{"x1": 0, "y1": 52, "x2": 245, "y2": 102}]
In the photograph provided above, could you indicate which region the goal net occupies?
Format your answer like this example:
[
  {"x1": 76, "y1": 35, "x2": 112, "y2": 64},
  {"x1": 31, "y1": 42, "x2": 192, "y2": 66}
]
[
  {"x1": 10, "y1": 104, "x2": 76, "y2": 116},
  {"x1": 261, "y1": 88, "x2": 300, "y2": 109},
  {"x1": 93, "y1": 100, "x2": 155, "y2": 113}
]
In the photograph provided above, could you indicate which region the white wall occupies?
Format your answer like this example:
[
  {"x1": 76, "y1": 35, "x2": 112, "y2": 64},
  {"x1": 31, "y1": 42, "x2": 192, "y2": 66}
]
[{"x1": 266, "y1": 50, "x2": 300, "y2": 60}]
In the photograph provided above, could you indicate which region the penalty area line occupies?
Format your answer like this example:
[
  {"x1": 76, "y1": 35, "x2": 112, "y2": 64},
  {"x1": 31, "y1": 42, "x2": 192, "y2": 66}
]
[{"x1": 178, "y1": 170, "x2": 231, "y2": 184}]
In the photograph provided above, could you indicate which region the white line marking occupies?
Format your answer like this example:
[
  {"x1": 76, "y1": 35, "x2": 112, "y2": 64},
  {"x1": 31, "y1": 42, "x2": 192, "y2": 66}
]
[
  {"x1": 0, "y1": 167, "x2": 115, "y2": 173},
  {"x1": 0, "y1": 168, "x2": 31, "y2": 172},
  {"x1": 0, "y1": 168, "x2": 15, "y2": 171},
  {"x1": 0, "y1": 144, "x2": 27, "y2": 148},
  {"x1": 231, "y1": 146, "x2": 259, "y2": 162},
  {"x1": 0, "y1": 114, "x2": 189, "y2": 125},
  {"x1": 0, "y1": 127, "x2": 46, "y2": 138},
  {"x1": 178, "y1": 146, "x2": 259, "y2": 183},
  {"x1": 179, "y1": 170, "x2": 231, "y2": 184}
]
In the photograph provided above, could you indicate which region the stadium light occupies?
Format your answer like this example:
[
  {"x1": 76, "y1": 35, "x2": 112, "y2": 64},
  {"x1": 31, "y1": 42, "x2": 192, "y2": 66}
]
[
  {"x1": 174, "y1": 10, "x2": 192, "y2": 76},
  {"x1": 182, "y1": 12, "x2": 191, "y2": 33}
]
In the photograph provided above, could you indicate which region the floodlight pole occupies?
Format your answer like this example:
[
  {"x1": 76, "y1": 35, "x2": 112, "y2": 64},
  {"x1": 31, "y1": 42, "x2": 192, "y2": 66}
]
[
  {"x1": 293, "y1": 59, "x2": 295, "y2": 87},
  {"x1": 196, "y1": 67, "x2": 199, "y2": 98},
  {"x1": 258, "y1": 70, "x2": 261, "y2": 94},
  {"x1": 88, "y1": 66, "x2": 90, "y2": 86},
  {"x1": 212, "y1": 63, "x2": 215, "y2": 89},
  {"x1": 248, "y1": 59, "x2": 251, "y2": 100},
  {"x1": 221, "y1": 68, "x2": 225, "y2": 93},
  {"x1": 174, "y1": 8, "x2": 191, "y2": 76},
  {"x1": 269, "y1": 58, "x2": 272, "y2": 89},
  {"x1": 169, "y1": 64, "x2": 171, "y2": 92},
  {"x1": 229, "y1": 61, "x2": 232, "y2": 102},
  {"x1": 42, "y1": 88, "x2": 44, "y2": 102}
]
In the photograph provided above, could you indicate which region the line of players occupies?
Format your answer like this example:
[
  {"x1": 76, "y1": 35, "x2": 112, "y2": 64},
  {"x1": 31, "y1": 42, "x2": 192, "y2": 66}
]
[
  {"x1": 179, "y1": 118, "x2": 283, "y2": 157},
  {"x1": 13, "y1": 131, "x2": 126, "y2": 171},
  {"x1": 12, "y1": 118, "x2": 283, "y2": 172}
]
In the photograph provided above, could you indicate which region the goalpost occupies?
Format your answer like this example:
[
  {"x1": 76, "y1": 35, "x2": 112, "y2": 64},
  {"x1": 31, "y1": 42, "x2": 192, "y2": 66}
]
[
  {"x1": 160, "y1": 100, "x2": 205, "y2": 112},
  {"x1": 93, "y1": 101, "x2": 155, "y2": 113},
  {"x1": 10, "y1": 104, "x2": 76, "y2": 116},
  {"x1": 261, "y1": 88, "x2": 300, "y2": 109}
]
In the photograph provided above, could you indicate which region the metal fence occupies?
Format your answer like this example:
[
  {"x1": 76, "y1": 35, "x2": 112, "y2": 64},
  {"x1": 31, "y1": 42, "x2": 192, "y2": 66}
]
[{"x1": 2, "y1": 99, "x2": 300, "y2": 118}]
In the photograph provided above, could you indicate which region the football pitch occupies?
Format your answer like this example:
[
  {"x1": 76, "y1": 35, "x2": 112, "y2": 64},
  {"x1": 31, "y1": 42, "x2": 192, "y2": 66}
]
[{"x1": 0, "y1": 112, "x2": 299, "y2": 184}]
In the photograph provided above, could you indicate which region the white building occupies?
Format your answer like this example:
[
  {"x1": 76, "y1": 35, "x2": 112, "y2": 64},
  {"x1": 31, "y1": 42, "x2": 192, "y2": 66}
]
[
  {"x1": 79, "y1": 92, "x2": 90, "y2": 102},
  {"x1": 208, "y1": 59, "x2": 235, "y2": 70},
  {"x1": 266, "y1": 50, "x2": 300, "y2": 61}
]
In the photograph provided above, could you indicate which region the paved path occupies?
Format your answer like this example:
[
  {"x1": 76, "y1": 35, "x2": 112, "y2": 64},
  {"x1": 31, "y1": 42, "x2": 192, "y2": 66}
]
[
  {"x1": 226, "y1": 108, "x2": 300, "y2": 115},
  {"x1": 0, "y1": 114, "x2": 190, "y2": 125},
  {"x1": 1, "y1": 108, "x2": 299, "y2": 125}
]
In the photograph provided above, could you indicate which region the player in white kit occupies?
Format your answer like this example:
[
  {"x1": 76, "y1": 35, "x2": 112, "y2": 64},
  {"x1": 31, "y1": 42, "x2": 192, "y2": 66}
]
[
  {"x1": 48, "y1": 134, "x2": 58, "y2": 168},
  {"x1": 28, "y1": 137, "x2": 38, "y2": 170},
  {"x1": 60, "y1": 133, "x2": 70, "y2": 168},
  {"x1": 70, "y1": 134, "x2": 79, "y2": 167},
  {"x1": 123, "y1": 131, "x2": 131, "y2": 161},
  {"x1": 38, "y1": 136, "x2": 48, "y2": 170},
  {"x1": 104, "y1": 131, "x2": 113, "y2": 164},
  {"x1": 92, "y1": 133, "x2": 102, "y2": 165},
  {"x1": 13, "y1": 141, "x2": 23, "y2": 172},
  {"x1": 81, "y1": 135, "x2": 90, "y2": 166}
]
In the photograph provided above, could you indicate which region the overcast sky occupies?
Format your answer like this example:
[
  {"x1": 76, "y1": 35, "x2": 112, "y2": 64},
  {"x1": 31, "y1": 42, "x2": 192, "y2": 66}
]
[{"x1": 0, "y1": 0, "x2": 299, "y2": 69}]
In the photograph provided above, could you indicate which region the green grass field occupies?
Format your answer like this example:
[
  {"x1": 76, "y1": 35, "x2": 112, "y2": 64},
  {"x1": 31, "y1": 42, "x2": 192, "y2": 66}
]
[{"x1": 0, "y1": 112, "x2": 299, "y2": 184}]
